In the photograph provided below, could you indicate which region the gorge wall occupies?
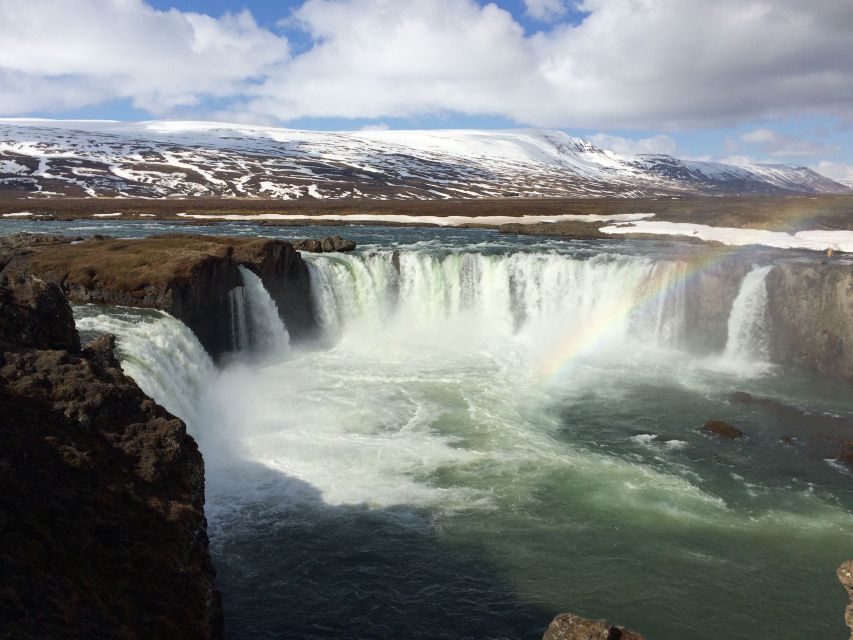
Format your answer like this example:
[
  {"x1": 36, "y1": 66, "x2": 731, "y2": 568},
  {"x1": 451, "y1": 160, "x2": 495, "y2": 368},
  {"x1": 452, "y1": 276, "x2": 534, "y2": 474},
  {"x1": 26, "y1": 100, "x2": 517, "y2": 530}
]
[
  {"x1": 0, "y1": 274, "x2": 221, "y2": 639},
  {"x1": 766, "y1": 261, "x2": 853, "y2": 381}
]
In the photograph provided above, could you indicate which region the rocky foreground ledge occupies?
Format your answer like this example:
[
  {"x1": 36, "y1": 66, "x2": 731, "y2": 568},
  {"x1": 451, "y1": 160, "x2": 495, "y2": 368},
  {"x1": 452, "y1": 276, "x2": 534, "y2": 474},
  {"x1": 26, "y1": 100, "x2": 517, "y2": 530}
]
[
  {"x1": 0, "y1": 275, "x2": 221, "y2": 638},
  {"x1": 0, "y1": 234, "x2": 319, "y2": 359}
]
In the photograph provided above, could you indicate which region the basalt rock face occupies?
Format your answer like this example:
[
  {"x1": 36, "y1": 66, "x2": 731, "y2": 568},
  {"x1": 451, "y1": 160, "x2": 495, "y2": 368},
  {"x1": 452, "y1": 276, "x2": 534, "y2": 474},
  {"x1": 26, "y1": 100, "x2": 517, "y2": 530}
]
[
  {"x1": 682, "y1": 255, "x2": 751, "y2": 353},
  {"x1": 765, "y1": 261, "x2": 853, "y2": 382},
  {"x1": 0, "y1": 276, "x2": 221, "y2": 639},
  {"x1": 542, "y1": 613, "x2": 645, "y2": 640},
  {"x1": 1, "y1": 234, "x2": 318, "y2": 359}
]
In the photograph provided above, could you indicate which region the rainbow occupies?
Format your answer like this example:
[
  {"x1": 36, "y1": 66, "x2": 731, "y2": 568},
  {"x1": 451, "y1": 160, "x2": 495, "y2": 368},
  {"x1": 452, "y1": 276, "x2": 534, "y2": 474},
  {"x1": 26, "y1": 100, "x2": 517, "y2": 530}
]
[{"x1": 539, "y1": 196, "x2": 853, "y2": 380}]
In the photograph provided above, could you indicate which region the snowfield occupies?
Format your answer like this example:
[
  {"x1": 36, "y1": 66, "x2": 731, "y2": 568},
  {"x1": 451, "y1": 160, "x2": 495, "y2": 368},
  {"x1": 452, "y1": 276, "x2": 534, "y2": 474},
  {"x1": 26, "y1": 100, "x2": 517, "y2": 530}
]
[{"x1": 600, "y1": 220, "x2": 853, "y2": 253}]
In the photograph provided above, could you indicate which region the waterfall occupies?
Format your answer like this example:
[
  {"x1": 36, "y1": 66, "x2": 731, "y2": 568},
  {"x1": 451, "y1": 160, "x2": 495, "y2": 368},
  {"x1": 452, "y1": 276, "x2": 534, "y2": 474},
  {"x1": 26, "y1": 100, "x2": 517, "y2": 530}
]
[
  {"x1": 306, "y1": 251, "x2": 687, "y2": 351},
  {"x1": 229, "y1": 266, "x2": 291, "y2": 357},
  {"x1": 74, "y1": 308, "x2": 215, "y2": 427},
  {"x1": 723, "y1": 266, "x2": 773, "y2": 362}
]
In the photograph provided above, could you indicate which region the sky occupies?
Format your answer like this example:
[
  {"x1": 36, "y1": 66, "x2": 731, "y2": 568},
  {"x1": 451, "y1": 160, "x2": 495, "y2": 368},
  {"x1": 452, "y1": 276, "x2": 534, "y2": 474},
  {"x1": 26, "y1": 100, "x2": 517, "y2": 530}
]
[{"x1": 1, "y1": 0, "x2": 852, "y2": 184}]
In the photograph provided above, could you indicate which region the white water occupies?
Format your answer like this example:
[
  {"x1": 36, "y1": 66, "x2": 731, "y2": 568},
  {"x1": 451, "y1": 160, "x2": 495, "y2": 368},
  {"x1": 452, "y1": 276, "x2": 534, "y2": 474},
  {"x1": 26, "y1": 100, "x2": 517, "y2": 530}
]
[
  {"x1": 74, "y1": 308, "x2": 215, "y2": 426},
  {"x1": 307, "y1": 251, "x2": 688, "y2": 360},
  {"x1": 228, "y1": 266, "x2": 291, "y2": 357},
  {"x1": 723, "y1": 266, "x2": 773, "y2": 363}
]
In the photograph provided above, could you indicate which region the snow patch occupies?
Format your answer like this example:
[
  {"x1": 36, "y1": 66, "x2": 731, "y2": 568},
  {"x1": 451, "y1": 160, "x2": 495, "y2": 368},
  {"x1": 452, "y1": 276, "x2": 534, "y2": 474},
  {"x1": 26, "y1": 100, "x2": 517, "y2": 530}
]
[
  {"x1": 600, "y1": 220, "x2": 853, "y2": 253},
  {"x1": 174, "y1": 212, "x2": 655, "y2": 226}
]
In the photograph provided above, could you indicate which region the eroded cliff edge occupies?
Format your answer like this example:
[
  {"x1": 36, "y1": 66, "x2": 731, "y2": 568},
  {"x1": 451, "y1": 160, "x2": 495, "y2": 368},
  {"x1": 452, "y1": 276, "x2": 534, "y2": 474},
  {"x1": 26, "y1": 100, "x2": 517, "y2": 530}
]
[
  {"x1": 0, "y1": 275, "x2": 222, "y2": 639},
  {"x1": 1, "y1": 234, "x2": 317, "y2": 359}
]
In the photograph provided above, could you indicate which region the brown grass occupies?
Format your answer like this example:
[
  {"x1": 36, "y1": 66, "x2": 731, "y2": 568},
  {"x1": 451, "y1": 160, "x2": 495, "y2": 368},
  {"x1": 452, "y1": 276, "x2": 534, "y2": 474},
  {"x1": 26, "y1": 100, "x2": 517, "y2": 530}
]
[
  {"x1": 0, "y1": 194, "x2": 851, "y2": 230},
  {"x1": 23, "y1": 235, "x2": 280, "y2": 294}
]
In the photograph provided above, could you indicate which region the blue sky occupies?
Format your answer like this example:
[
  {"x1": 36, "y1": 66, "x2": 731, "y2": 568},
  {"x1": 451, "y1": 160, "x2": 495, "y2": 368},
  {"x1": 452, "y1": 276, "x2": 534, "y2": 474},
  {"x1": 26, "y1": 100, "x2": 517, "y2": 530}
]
[{"x1": 2, "y1": 0, "x2": 852, "y2": 183}]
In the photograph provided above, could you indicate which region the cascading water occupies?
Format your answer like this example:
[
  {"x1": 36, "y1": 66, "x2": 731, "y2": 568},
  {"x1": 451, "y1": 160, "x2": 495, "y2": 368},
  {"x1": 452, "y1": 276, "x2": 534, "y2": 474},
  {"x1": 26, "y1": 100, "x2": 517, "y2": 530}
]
[
  {"x1": 306, "y1": 250, "x2": 688, "y2": 356},
  {"x1": 228, "y1": 266, "x2": 291, "y2": 357},
  {"x1": 723, "y1": 265, "x2": 773, "y2": 362},
  {"x1": 74, "y1": 307, "x2": 215, "y2": 427}
]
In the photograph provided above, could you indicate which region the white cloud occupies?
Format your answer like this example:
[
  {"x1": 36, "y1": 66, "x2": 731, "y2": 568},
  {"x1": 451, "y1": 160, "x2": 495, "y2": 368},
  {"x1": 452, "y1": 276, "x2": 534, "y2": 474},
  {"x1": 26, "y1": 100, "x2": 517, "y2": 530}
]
[
  {"x1": 360, "y1": 122, "x2": 390, "y2": 131},
  {"x1": 524, "y1": 0, "x2": 567, "y2": 22},
  {"x1": 720, "y1": 155, "x2": 759, "y2": 166},
  {"x1": 814, "y1": 161, "x2": 853, "y2": 187},
  {"x1": 589, "y1": 133, "x2": 678, "y2": 158},
  {"x1": 739, "y1": 128, "x2": 836, "y2": 158},
  {"x1": 2, "y1": 0, "x2": 853, "y2": 131},
  {"x1": 0, "y1": 0, "x2": 288, "y2": 115}
]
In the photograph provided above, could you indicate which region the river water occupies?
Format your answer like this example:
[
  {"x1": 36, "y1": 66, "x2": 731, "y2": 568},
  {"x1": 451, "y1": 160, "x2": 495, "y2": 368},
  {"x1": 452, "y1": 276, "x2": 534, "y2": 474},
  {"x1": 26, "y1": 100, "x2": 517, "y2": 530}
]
[{"x1": 6, "y1": 220, "x2": 852, "y2": 639}]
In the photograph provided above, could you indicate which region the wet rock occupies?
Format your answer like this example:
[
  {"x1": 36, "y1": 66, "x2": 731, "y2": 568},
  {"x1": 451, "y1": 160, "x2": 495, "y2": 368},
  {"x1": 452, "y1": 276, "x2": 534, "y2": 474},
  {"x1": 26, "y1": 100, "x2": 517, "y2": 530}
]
[
  {"x1": 292, "y1": 235, "x2": 357, "y2": 253},
  {"x1": 83, "y1": 334, "x2": 121, "y2": 369},
  {"x1": 702, "y1": 419, "x2": 744, "y2": 439},
  {"x1": 838, "y1": 441, "x2": 853, "y2": 466},
  {"x1": 0, "y1": 275, "x2": 221, "y2": 638},
  {"x1": 291, "y1": 238, "x2": 322, "y2": 252},
  {"x1": 542, "y1": 613, "x2": 645, "y2": 640},
  {"x1": 0, "y1": 232, "x2": 80, "y2": 250},
  {"x1": 839, "y1": 561, "x2": 853, "y2": 640}
]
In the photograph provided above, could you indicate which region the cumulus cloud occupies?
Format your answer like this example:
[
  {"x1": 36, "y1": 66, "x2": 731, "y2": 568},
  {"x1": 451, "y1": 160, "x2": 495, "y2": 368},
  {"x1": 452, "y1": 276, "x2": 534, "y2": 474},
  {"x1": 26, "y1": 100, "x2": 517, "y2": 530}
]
[
  {"x1": 814, "y1": 161, "x2": 853, "y2": 187},
  {"x1": 738, "y1": 128, "x2": 837, "y2": 158},
  {"x1": 524, "y1": 0, "x2": 567, "y2": 22},
  {"x1": 589, "y1": 133, "x2": 678, "y2": 158},
  {"x1": 0, "y1": 0, "x2": 288, "y2": 115},
  {"x1": 2, "y1": 0, "x2": 853, "y2": 131}
]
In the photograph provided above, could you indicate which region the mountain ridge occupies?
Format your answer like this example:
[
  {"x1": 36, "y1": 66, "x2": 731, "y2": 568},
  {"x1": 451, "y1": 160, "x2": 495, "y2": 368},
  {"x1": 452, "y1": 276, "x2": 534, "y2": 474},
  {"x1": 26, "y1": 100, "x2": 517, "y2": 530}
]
[{"x1": 0, "y1": 119, "x2": 848, "y2": 200}]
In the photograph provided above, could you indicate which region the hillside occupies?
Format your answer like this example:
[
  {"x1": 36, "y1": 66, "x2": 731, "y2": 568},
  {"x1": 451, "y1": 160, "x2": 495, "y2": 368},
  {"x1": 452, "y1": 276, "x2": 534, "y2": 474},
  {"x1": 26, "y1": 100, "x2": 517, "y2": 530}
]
[{"x1": 0, "y1": 120, "x2": 847, "y2": 200}]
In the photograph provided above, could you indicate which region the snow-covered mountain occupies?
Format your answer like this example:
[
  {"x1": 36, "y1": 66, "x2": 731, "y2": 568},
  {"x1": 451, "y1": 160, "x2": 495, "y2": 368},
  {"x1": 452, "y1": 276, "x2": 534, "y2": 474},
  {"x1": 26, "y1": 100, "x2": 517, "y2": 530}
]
[{"x1": 0, "y1": 119, "x2": 847, "y2": 199}]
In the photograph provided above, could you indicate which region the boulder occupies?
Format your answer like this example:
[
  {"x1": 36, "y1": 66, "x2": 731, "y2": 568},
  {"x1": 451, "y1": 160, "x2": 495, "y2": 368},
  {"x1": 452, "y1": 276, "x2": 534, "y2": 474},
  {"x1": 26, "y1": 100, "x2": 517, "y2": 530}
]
[
  {"x1": 542, "y1": 613, "x2": 645, "y2": 640},
  {"x1": 838, "y1": 441, "x2": 853, "y2": 466},
  {"x1": 702, "y1": 420, "x2": 744, "y2": 439},
  {"x1": 839, "y1": 561, "x2": 853, "y2": 640},
  {"x1": 292, "y1": 235, "x2": 357, "y2": 253}
]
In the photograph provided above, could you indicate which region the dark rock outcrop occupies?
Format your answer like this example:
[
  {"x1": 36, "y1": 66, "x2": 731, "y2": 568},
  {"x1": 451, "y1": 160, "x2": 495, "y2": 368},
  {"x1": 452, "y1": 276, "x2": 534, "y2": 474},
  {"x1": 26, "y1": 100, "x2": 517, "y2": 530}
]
[
  {"x1": 702, "y1": 419, "x2": 744, "y2": 439},
  {"x1": 840, "y1": 561, "x2": 853, "y2": 640},
  {"x1": 1, "y1": 234, "x2": 317, "y2": 359},
  {"x1": 542, "y1": 613, "x2": 645, "y2": 640},
  {"x1": 0, "y1": 274, "x2": 80, "y2": 352},
  {"x1": 0, "y1": 275, "x2": 221, "y2": 638},
  {"x1": 291, "y1": 235, "x2": 357, "y2": 253},
  {"x1": 766, "y1": 261, "x2": 853, "y2": 382}
]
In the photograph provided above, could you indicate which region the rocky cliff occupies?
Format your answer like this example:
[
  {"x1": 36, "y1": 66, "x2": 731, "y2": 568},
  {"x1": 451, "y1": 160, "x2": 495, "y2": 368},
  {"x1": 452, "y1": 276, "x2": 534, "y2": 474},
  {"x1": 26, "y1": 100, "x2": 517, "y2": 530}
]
[
  {"x1": 1, "y1": 234, "x2": 317, "y2": 359},
  {"x1": 0, "y1": 274, "x2": 221, "y2": 639},
  {"x1": 766, "y1": 260, "x2": 853, "y2": 381}
]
